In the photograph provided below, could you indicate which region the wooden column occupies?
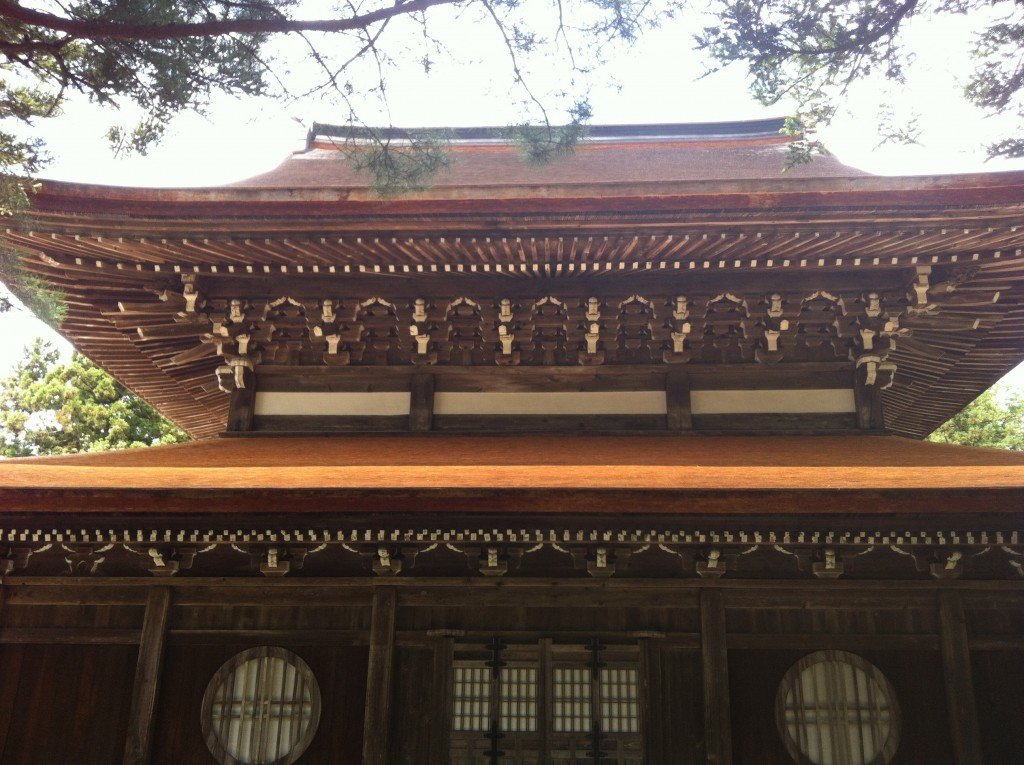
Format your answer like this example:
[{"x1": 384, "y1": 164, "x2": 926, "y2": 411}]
[
  {"x1": 226, "y1": 382, "x2": 256, "y2": 432},
  {"x1": 362, "y1": 586, "x2": 398, "y2": 765},
  {"x1": 700, "y1": 589, "x2": 732, "y2": 765},
  {"x1": 409, "y1": 372, "x2": 435, "y2": 432},
  {"x1": 853, "y1": 370, "x2": 882, "y2": 430},
  {"x1": 431, "y1": 635, "x2": 455, "y2": 763},
  {"x1": 939, "y1": 591, "x2": 984, "y2": 765},
  {"x1": 666, "y1": 368, "x2": 692, "y2": 431},
  {"x1": 639, "y1": 638, "x2": 661, "y2": 760},
  {"x1": 124, "y1": 587, "x2": 171, "y2": 765}
]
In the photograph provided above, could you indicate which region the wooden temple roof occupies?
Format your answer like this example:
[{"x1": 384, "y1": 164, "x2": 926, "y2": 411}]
[
  {"x1": 6, "y1": 119, "x2": 1024, "y2": 439},
  {"x1": 3, "y1": 434, "x2": 1024, "y2": 494}
]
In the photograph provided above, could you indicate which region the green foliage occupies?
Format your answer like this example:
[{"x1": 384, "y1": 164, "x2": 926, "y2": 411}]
[
  {"x1": 505, "y1": 100, "x2": 592, "y2": 164},
  {"x1": 0, "y1": 247, "x2": 66, "y2": 327},
  {"x1": 929, "y1": 385, "x2": 1024, "y2": 451},
  {"x1": 0, "y1": 338, "x2": 189, "y2": 457},
  {"x1": 342, "y1": 129, "x2": 454, "y2": 197},
  {"x1": 4, "y1": 0, "x2": 275, "y2": 157},
  {"x1": 699, "y1": 0, "x2": 1024, "y2": 164}
]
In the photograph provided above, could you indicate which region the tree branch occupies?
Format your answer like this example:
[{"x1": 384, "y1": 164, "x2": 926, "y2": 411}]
[{"x1": 0, "y1": 0, "x2": 463, "y2": 40}]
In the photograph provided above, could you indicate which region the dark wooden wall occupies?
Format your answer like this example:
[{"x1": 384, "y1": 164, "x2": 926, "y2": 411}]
[
  {"x1": 152, "y1": 643, "x2": 368, "y2": 765},
  {"x1": 645, "y1": 646, "x2": 705, "y2": 764},
  {"x1": 0, "y1": 579, "x2": 1021, "y2": 764},
  {"x1": 972, "y1": 650, "x2": 1024, "y2": 765},
  {"x1": 0, "y1": 644, "x2": 137, "y2": 765},
  {"x1": 729, "y1": 649, "x2": 953, "y2": 764}
]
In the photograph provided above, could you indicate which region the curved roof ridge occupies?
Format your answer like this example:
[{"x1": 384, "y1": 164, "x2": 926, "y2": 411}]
[{"x1": 306, "y1": 118, "x2": 789, "y2": 148}]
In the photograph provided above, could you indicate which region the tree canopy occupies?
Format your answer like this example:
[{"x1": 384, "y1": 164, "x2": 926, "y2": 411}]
[
  {"x1": 699, "y1": 0, "x2": 1024, "y2": 165},
  {"x1": 0, "y1": 0, "x2": 1021, "y2": 309},
  {"x1": 0, "y1": 338, "x2": 188, "y2": 457},
  {"x1": 928, "y1": 384, "x2": 1024, "y2": 450},
  {"x1": 0, "y1": 0, "x2": 1021, "y2": 186}
]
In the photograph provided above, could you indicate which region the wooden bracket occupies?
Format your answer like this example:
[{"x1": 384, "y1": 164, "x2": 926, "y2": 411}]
[
  {"x1": 478, "y1": 546, "x2": 509, "y2": 577},
  {"x1": 145, "y1": 546, "x2": 196, "y2": 577},
  {"x1": 244, "y1": 545, "x2": 308, "y2": 576},
  {"x1": 586, "y1": 547, "x2": 618, "y2": 577},
  {"x1": 371, "y1": 546, "x2": 402, "y2": 576},
  {"x1": 64, "y1": 545, "x2": 107, "y2": 575},
  {"x1": 930, "y1": 548, "x2": 965, "y2": 580},
  {"x1": 696, "y1": 547, "x2": 729, "y2": 578},
  {"x1": 812, "y1": 547, "x2": 845, "y2": 579},
  {"x1": 568, "y1": 546, "x2": 629, "y2": 577},
  {"x1": 0, "y1": 546, "x2": 32, "y2": 576}
]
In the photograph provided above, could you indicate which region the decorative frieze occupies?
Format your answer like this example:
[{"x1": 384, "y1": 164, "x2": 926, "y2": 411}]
[
  {"x1": 113, "y1": 267, "x2": 998, "y2": 396},
  {"x1": 2, "y1": 527, "x2": 1021, "y2": 579}
]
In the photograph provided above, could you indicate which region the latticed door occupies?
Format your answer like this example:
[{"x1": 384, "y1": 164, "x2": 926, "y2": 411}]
[{"x1": 449, "y1": 640, "x2": 642, "y2": 765}]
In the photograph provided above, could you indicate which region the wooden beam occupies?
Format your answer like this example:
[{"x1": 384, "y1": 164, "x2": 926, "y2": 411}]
[
  {"x1": 0, "y1": 627, "x2": 140, "y2": 645},
  {"x1": 665, "y1": 368, "x2": 692, "y2": 431},
  {"x1": 409, "y1": 372, "x2": 435, "y2": 432},
  {"x1": 701, "y1": 589, "x2": 733, "y2": 765},
  {"x1": 362, "y1": 586, "x2": 397, "y2": 765},
  {"x1": 194, "y1": 266, "x2": 914, "y2": 301},
  {"x1": 124, "y1": 587, "x2": 171, "y2": 765},
  {"x1": 939, "y1": 591, "x2": 984, "y2": 765},
  {"x1": 726, "y1": 633, "x2": 938, "y2": 650}
]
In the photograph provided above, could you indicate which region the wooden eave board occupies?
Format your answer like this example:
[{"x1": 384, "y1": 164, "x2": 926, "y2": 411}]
[
  {"x1": 22, "y1": 166, "x2": 1024, "y2": 215},
  {"x1": 2, "y1": 435, "x2": 1024, "y2": 493}
]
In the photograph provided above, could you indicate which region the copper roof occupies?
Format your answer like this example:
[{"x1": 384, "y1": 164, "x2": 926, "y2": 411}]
[{"x1": 3, "y1": 435, "x2": 1024, "y2": 493}]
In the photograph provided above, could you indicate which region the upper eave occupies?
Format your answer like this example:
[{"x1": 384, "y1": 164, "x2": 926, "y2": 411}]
[
  {"x1": 25, "y1": 168, "x2": 1024, "y2": 224},
  {"x1": 9, "y1": 127, "x2": 1024, "y2": 442}
]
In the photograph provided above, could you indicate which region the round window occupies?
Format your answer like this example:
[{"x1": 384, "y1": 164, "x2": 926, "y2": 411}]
[
  {"x1": 775, "y1": 650, "x2": 900, "y2": 765},
  {"x1": 201, "y1": 647, "x2": 321, "y2": 765}
]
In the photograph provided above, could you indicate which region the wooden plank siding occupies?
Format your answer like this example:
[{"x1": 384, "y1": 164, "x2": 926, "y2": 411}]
[
  {"x1": 0, "y1": 644, "x2": 138, "y2": 764},
  {"x1": 729, "y1": 648, "x2": 955, "y2": 764},
  {"x1": 971, "y1": 650, "x2": 1024, "y2": 764},
  {"x1": 0, "y1": 579, "x2": 1019, "y2": 762}
]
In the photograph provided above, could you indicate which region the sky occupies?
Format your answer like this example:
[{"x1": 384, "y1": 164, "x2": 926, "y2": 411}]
[{"x1": 3, "y1": 0, "x2": 1024, "y2": 390}]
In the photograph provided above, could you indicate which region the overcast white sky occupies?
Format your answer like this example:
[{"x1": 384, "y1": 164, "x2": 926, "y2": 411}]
[{"x1": 4, "y1": 0, "x2": 1024, "y2": 389}]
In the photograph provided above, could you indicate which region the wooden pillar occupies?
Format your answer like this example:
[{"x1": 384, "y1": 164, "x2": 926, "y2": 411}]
[
  {"x1": 700, "y1": 589, "x2": 732, "y2": 765},
  {"x1": 409, "y1": 372, "x2": 435, "y2": 432},
  {"x1": 939, "y1": 591, "x2": 984, "y2": 765},
  {"x1": 226, "y1": 382, "x2": 256, "y2": 432},
  {"x1": 666, "y1": 368, "x2": 692, "y2": 431},
  {"x1": 639, "y1": 638, "x2": 661, "y2": 760},
  {"x1": 124, "y1": 587, "x2": 171, "y2": 765},
  {"x1": 431, "y1": 635, "x2": 455, "y2": 763},
  {"x1": 853, "y1": 369, "x2": 883, "y2": 430},
  {"x1": 363, "y1": 586, "x2": 398, "y2": 765}
]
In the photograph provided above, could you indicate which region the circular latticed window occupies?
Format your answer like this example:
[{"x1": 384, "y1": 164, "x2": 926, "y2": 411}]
[
  {"x1": 775, "y1": 650, "x2": 900, "y2": 765},
  {"x1": 201, "y1": 647, "x2": 321, "y2": 765}
]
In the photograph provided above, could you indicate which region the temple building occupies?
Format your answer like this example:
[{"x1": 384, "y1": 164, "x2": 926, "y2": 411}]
[{"x1": 2, "y1": 118, "x2": 1024, "y2": 764}]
